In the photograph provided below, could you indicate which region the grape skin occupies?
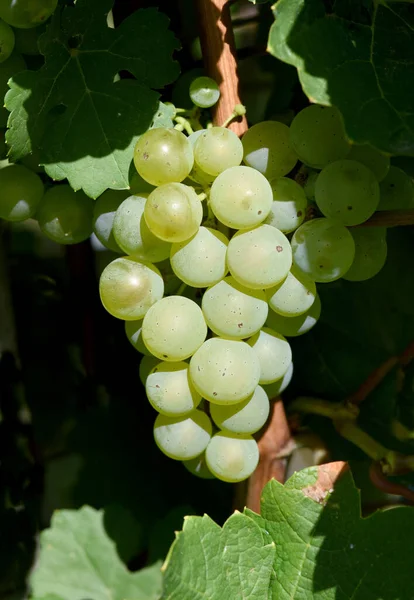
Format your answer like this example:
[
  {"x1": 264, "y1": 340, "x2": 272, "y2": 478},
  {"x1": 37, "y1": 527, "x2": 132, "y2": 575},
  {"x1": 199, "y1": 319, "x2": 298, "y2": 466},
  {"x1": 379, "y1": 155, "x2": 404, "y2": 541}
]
[
  {"x1": 145, "y1": 361, "x2": 201, "y2": 416},
  {"x1": 193, "y1": 127, "x2": 243, "y2": 176},
  {"x1": 0, "y1": 0, "x2": 57, "y2": 28},
  {"x1": 266, "y1": 267, "x2": 316, "y2": 317},
  {"x1": 247, "y1": 327, "x2": 292, "y2": 384},
  {"x1": 205, "y1": 432, "x2": 259, "y2": 483},
  {"x1": 0, "y1": 164, "x2": 44, "y2": 221},
  {"x1": 153, "y1": 410, "x2": 212, "y2": 461},
  {"x1": 266, "y1": 295, "x2": 321, "y2": 337},
  {"x1": 266, "y1": 177, "x2": 307, "y2": 234},
  {"x1": 378, "y1": 166, "x2": 414, "y2": 210},
  {"x1": 210, "y1": 385, "x2": 270, "y2": 435},
  {"x1": 348, "y1": 144, "x2": 390, "y2": 182},
  {"x1": 242, "y1": 121, "x2": 298, "y2": 179},
  {"x1": 124, "y1": 319, "x2": 150, "y2": 356},
  {"x1": 262, "y1": 361, "x2": 293, "y2": 399},
  {"x1": 343, "y1": 228, "x2": 387, "y2": 282},
  {"x1": 189, "y1": 76, "x2": 220, "y2": 108},
  {"x1": 93, "y1": 189, "x2": 129, "y2": 252}
]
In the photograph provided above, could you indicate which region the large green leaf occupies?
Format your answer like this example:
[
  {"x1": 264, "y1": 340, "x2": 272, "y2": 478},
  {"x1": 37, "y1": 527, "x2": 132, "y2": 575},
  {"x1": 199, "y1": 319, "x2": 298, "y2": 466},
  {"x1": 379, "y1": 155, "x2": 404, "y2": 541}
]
[
  {"x1": 268, "y1": 0, "x2": 414, "y2": 155},
  {"x1": 5, "y1": 0, "x2": 179, "y2": 197},
  {"x1": 163, "y1": 464, "x2": 414, "y2": 599},
  {"x1": 30, "y1": 506, "x2": 162, "y2": 600}
]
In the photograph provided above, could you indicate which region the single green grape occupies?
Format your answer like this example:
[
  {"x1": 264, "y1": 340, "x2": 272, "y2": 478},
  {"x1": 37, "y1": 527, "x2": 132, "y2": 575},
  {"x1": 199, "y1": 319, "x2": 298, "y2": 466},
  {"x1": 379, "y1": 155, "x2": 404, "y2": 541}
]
[
  {"x1": 183, "y1": 452, "x2": 215, "y2": 479},
  {"x1": 37, "y1": 185, "x2": 93, "y2": 245},
  {"x1": 210, "y1": 385, "x2": 270, "y2": 435},
  {"x1": 378, "y1": 166, "x2": 414, "y2": 210},
  {"x1": 0, "y1": 52, "x2": 26, "y2": 126},
  {"x1": 124, "y1": 319, "x2": 151, "y2": 356},
  {"x1": 193, "y1": 127, "x2": 243, "y2": 176},
  {"x1": 247, "y1": 327, "x2": 292, "y2": 384},
  {"x1": 0, "y1": 163, "x2": 43, "y2": 221},
  {"x1": 189, "y1": 76, "x2": 220, "y2": 108},
  {"x1": 205, "y1": 432, "x2": 259, "y2": 483},
  {"x1": 0, "y1": 18, "x2": 14, "y2": 62},
  {"x1": 266, "y1": 294, "x2": 321, "y2": 337},
  {"x1": 291, "y1": 218, "x2": 355, "y2": 283},
  {"x1": 146, "y1": 361, "x2": 202, "y2": 416},
  {"x1": 343, "y1": 228, "x2": 387, "y2": 282},
  {"x1": 242, "y1": 121, "x2": 298, "y2": 179},
  {"x1": 99, "y1": 257, "x2": 164, "y2": 321},
  {"x1": 0, "y1": 0, "x2": 58, "y2": 28},
  {"x1": 266, "y1": 266, "x2": 316, "y2": 317},
  {"x1": 153, "y1": 410, "x2": 212, "y2": 461},
  {"x1": 93, "y1": 189, "x2": 129, "y2": 252},
  {"x1": 133, "y1": 128, "x2": 194, "y2": 186},
  {"x1": 348, "y1": 144, "x2": 390, "y2": 181},
  {"x1": 315, "y1": 159, "x2": 380, "y2": 226},
  {"x1": 265, "y1": 177, "x2": 307, "y2": 234},
  {"x1": 289, "y1": 105, "x2": 351, "y2": 169}
]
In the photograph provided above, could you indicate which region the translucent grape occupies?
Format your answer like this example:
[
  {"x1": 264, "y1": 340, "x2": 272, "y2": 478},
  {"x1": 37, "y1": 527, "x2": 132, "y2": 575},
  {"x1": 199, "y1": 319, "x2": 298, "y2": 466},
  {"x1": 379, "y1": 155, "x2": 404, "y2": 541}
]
[
  {"x1": 146, "y1": 361, "x2": 202, "y2": 416},
  {"x1": 142, "y1": 296, "x2": 207, "y2": 361},
  {"x1": 205, "y1": 432, "x2": 259, "y2": 482},
  {"x1": 265, "y1": 177, "x2": 307, "y2": 234},
  {"x1": 187, "y1": 130, "x2": 215, "y2": 186},
  {"x1": 133, "y1": 128, "x2": 194, "y2": 186},
  {"x1": 266, "y1": 294, "x2": 321, "y2": 337},
  {"x1": 99, "y1": 257, "x2": 164, "y2": 320},
  {"x1": 348, "y1": 144, "x2": 390, "y2": 181},
  {"x1": 378, "y1": 166, "x2": 414, "y2": 210},
  {"x1": 343, "y1": 228, "x2": 387, "y2": 282},
  {"x1": 37, "y1": 185, "x2": 93, "y2": 245},
  {"x1": 242, "y1": 121, "x2": 298, "y2": 179},
  {"x1": 139, "y1": 355, "x2": 159, "y2": 385},
  {"x1": 153, "y1": 410, "x2": 212, "y2": 461},
  {"x1": 144, "y1": 183, "x2": 202, "y2": 243},
  {"x1": 193, "y1": 127, "x2": 243, "y2": 177},
  {"x1": 291, "y1": 218, "x2": 355, "y2": 283},
  {"x1": 0, "y1": 164, "x2": 43, "y2": 221},
  {"x1": 189, "y1": 338, "x2": 261, "y2": 404},
  {"x1": 170, "y1": 226, "x2": 228, "y2": 288},
  {"x1": 113, "y1": 194, "x2": 171, "y2": 262},
  {"x1": 0, "y1": 18, "x2": 14, "y2": 62},
  {"x1": 227, "y1": 224, "x2": 292, "y2": 289},
  {"x1": 124, "y1": 319, "x2": 150, "y2": 356},
  {"x1": 266, "y1": 266, "x2": 316, "y2": 317},
  {"x1": 183, "y1": 452, "x2": 215, "y2": 479},
  {"x1": 315, "y1": 160, "x2": 380, "y2": 226},
  {"x1": 209, "y1": 166, "x2": 273, "y2": 229},
  {"x1": 0, "y1": 0, "x2": 57, "y2": 28},
  {"x1": 247, "y1": 327, "x2": 292, "y2": 384},
  {"x1": 92, "y1": 189, "x2": 128, "y2": 252},
  {"x1": 201, "y1": 276, "x2": 268, "y2": 340},
  {"x1": 210, "y1": 385, "x2": 269, "y2": 435},
  {"x1": 0, "y1": 52, "x2": 25, "y2": 126},
  {"x1": 262, "y1": 361, "x2": 293, "y2": 398},
  {"x1": 289, "y1": 105, "x2": 351, "y2": 169},
  {"x1": 189, "y1": 76, "x2": 220, "y2": 108}
]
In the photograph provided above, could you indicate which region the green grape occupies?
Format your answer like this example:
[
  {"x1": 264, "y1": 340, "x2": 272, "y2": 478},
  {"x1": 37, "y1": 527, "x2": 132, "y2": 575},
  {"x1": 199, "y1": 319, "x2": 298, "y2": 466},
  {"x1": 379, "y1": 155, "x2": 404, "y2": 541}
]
[
  {"x1": 13, "y1": 23, "x2": 44, "y2": 55},
  {"x1": 209, "y1": 166, "x2": 272, "y2": 229},
  {"x1": 187, "y1": 130, "x2": 215, "y2": 186},
  {"x1": 262, "y1": 361, "x2": 293, "y2": 399},
  {"x1": 0, "y1": 18, "x2": 14, "y2": 62},
  {"x1": 92, "y1": 189, "x2": 129, "y2": 252},
  {"x1": 99, "y1": 257, "x2": 164, "y2": 321},
  {"x1": 133, "y1": 128, "x2": 194, "y2": 186},
  {"x1": 315, "y1": 160, "x2": 380, "y2": 226},
  {"x1": 227, "y1": 224, "x2": 292, "y2": 289},
  {"x1": 144, "y1": 182, "x2": 202, "y2": 243},
  {"x1": 291, "y1": 218, "x2": 355, "y2": 283},
  {"x1": 266, "y1": 266, "x2": 316, "y2": 317},
  {"x1": 172, "y1": 67, "x2": 204, "y2": 110},
  {"x1": 242, "y1": 121, "x2": 298, "y2": 179},
  {"x1": 146, "y1": 361, "x2": 202, "y2": 416},
  {"x1": 0, "y1": 163, "x2": 43, "y2": 221},
  {"x1": 139, "y1": 355, "x2": 159, "y2": 385},
  {"x1": 210, "y1": 385, "x2": 269, "y2": 435},
  {"x1": 289, "y1": 105, "x2": 351, "y2": 168},
  {"x1": 189, "y1": 76, "x2": 220, "y2": 108},
  {"x1": 266, "y1": 294, "x2": 321, "y2": 337},
  {"x1": 378, "y1": 166, "x2": 414, "y2": 210},
  {"x1": 0, "y1": 52, "x2": 25, "y2": 126},
  {"x1": 124, "y1": 319, "x2": 151, "y2": 356},
  {"x1": 113, "y1": 194, "x2": 171, "y2": 262},
  {"x1": 343, "y1": 228, "x2": 387, "y2": 282},
  {"x1": 142, "y1": 296, "x2": 207, "y2": 362},
  {"x1": 348, "y1": 144, "x2": 390, "y2": 181},
  {"x1": 247, "y1": 327, "x2": 292, "y2": 384},
  {"x1": 170, "y1": 226, "x2": 228, "y2": 288},
  {"x1": 153, "y1": 410, "x2": 212, "y2": 461},
  {"x1": 201, "y1": 276, "x2": 268, "y2": 340},
  {"x1": 0, "y1": 0, "x2": 57, "y2": 28},
  {"x1": 37, "y1": 185, "x2": 93, "y2": 244},
  {"x1": 183, "y1": 452, "x2": 215, "y2": 479},
  {"x1": 193, "y1": 127, "x2": 243, "y2": 177},
  {"x1": 265, "y1": 177, "x2": 307, "y2": 234},
  {"x1": 189, "y1": 338, "x2": 261, "y2": 405},
  {"x1": 205, "y1": 431, "x2": 259, "y2": 483}
]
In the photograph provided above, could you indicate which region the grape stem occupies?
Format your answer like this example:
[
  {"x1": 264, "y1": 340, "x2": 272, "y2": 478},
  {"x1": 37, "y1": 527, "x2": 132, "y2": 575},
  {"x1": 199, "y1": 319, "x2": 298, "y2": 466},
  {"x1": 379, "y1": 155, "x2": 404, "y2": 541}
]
[
  {"x1": 174, "y1": 116, "x2": 194, "y2": 135},
  {"x1": 176, "y1": 282, "x2": 187, "y2": 297},
  {"x1": 221, "y1": 104, "x2": 247, "y2": 129},
  {"x1": 355, "y1": 209, "x2": 414, "y2": 228}
]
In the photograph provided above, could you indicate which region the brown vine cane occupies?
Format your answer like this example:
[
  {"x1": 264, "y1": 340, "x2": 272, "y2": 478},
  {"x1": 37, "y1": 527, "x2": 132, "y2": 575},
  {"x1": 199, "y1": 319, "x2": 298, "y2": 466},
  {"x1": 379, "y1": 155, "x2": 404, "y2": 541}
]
[{"x1": 196, "y1": 0, "x2": 293, "y2": 512}]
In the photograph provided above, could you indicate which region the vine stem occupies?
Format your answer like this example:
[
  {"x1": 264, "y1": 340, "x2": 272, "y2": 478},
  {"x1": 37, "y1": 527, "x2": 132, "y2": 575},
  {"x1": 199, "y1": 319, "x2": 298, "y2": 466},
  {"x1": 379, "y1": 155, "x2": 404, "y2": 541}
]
[
  {"x1": 355, "y1": 209, "x2": 414, "y2": 228},
  {"x1": 197, "y1": 0, "x2": 292, "y2": 510}
]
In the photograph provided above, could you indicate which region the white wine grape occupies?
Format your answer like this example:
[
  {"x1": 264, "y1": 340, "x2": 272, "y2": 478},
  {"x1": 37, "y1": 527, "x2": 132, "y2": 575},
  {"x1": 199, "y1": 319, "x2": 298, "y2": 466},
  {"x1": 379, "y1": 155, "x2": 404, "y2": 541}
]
[
  {"x1": 242, "y1": 121, "x2": 298, "y2": 179},
  {"x1": 266, "y1": 177, "x2": 307, "y2": 234},
  {"x1": 193, "y1": 127, "x2": 243, "y2": 176},
  {"x1": 146, "y1": 361, "x2": 201, "y2": 416},
  {"x1": 153, "y1": 410, "x2": 212, "y2": 461},
  {"x1": 93, "y1": 189, "x2": 129, "y2": 252},
  {"x1": 205, "y1": 432, "x2": 259, "y2": 482},
  {"x1": 266, "y1": 295, "x2": 321, "y2": 337},
  {"x1": 266, "y1": 266, "x2": 316, "y2": 317},
  {"x1": 343, "y1": 228, "x2": 387, "y2": 282},
  {"x1": 0, "y1": 164, "x2": 43, "y2": 221},
  {"x1": 210, "y1": 385, "x2": 270, "y2": 435},
  {"x1": 247, "y1": 327, "x2": 292, "y2": 384}
]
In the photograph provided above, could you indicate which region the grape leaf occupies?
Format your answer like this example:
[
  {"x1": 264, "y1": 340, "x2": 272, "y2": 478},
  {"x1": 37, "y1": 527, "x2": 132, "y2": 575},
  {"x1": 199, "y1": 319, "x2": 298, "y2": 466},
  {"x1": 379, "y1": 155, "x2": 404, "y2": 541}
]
[
  {"x1": 5, "y1": 1, "x2": 179, "y2": 198},
  {"x1": 163, "y1": 464, "x2": 414, "y2": 599},
  {"x1": 268, "y1": 0, "x2": 414, "y2": 155},
  {"x1": 30, "y1": 506, "x2": 162, "y2": 600},
  {"x1": 162, "y1": 512, "x2": 275, "y2": 599}
]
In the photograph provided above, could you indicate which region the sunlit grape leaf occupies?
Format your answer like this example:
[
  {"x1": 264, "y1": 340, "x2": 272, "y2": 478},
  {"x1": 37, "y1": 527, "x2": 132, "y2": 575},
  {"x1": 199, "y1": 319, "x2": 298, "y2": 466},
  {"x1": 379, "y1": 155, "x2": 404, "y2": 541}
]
[
  {"x1": 268, "y1": 0, "x2": 414, "y2": 155},
  {"x1": 5, "y1": 0, "x2": 179, "y2": 197},
  {"x1": 162, "y1": 512, "x2": 275, "y2": 599},
  {"x1": 30, "y1": 506, "x2": 162, "y2": 600}
]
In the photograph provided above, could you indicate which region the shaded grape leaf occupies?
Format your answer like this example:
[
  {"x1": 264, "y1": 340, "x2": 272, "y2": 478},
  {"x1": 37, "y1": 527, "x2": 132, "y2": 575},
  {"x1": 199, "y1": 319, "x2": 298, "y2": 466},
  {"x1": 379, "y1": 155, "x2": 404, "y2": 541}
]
[
  {"x1": 268, "y1": 0, "x2": 414, "y2": 155},
  {"x1": 162, "y1": 512, "x2": 275, "y2": 599},
  {"x1": 5, "y1": 0, "x2": 179, "y2": 197},
  {"x1": 30, "y1": 506, "x2": 162, "y2": 600}
]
